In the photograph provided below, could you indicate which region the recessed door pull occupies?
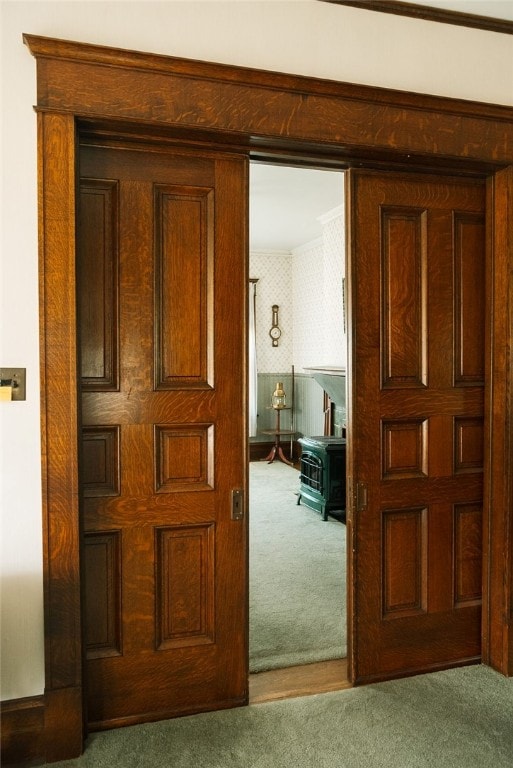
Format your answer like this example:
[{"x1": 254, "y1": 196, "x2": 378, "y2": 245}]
[
  {"x1": 231, "y1": 489, "x2": 244, "y2": 520},
  {"x1": 356, "y1": 482, "x2": 368, "y2": 513}
]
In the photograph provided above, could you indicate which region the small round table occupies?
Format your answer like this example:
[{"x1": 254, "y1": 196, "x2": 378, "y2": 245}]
[{"x1": 260, "y1": 407, "x2": 295, "y2": 465}]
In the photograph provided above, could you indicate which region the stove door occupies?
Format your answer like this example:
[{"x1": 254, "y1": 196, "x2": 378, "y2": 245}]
[{"x1": 346, "y1": 170, "x2": 485, "y2": 684}]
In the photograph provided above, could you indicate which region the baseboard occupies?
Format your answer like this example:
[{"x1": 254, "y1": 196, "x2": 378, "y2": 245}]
[
  {"x1": 0, "y1": 696, "x2": 45, "y2": 767},
  {"x1": 1, "y1": 686, "x2": 84, "y2": 767}
]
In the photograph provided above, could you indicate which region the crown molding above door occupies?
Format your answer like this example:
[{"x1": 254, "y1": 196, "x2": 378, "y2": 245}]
[{"x1": 322, "y1": 1, "x2": 513, "y2": 35}]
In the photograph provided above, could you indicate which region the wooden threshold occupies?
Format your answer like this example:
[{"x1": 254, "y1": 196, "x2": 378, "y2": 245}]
[{"x1": 249, "y1": 658, "x2": 351, "y2": 704}]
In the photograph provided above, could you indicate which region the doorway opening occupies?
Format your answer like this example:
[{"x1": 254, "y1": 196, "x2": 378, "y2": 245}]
[{"x1": 247, "y1": 162, "x2": 349, "y2": 701}]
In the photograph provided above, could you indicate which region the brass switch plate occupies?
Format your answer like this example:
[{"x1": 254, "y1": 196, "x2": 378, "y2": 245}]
[{"x1": 0, "y1": 368, "x2": 26, "y2": 401}]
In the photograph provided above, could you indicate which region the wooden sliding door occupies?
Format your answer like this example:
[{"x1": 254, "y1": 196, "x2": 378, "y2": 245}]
[
  {"x1": 78, "y1": 142, "x2": 248, "y2": 728},
  {"x1": 347, "y1": 170, "x2": 485, "y2": 682}
]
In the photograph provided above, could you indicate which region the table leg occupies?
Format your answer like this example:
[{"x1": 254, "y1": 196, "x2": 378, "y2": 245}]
[
  {"x1": 277, "y1": 445, "x2": 294, "y2": 466},
  {"x1": 263, "y1": 444, "x2": 278, "y2": 463}
]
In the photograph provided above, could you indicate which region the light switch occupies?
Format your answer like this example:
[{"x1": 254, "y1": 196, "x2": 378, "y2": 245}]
[{"x1": 0, "y1": 368, "x2": 26, "y2": 401}]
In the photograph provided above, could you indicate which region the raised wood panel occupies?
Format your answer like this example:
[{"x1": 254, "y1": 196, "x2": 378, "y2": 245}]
[
  {"x1": 381, "y1": 208, "x2": 427, "y2": 388},
  {"x1": 454, "y1": 503, "x2": 482, "y2": 607},
  {"x1": 382, "y1": 508, "x2": 427, "y2": 619},
  {"x1": 382, "y1": 419, "x2": 428, "y2": 479},
  {"x1": 454, "y1": 213, "x2": 485, "y2": 386},
  {"x1": 155, "y1": 424, "x2": 214, "y2": 492},
  {"x1": 154, "y1": 185, "x2": 213, "y2": 389},
  {"x1": 84, "y1": 531, "x2": 122, "y2": 659},
  {"x1": 454, "y1": 418, "x2": 484, "y2": 474},
  {"x1": 82, "y1": 426, "x2": 120, "y2": 497},
  {"x1": 155, "y1": 525, "x2": 215, "y2": 650},
  {"x1": 78, "y1": 179, "x2": 119, "y2": 390}
]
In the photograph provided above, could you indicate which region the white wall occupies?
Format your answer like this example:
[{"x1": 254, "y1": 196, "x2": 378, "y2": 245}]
[
  {"x1": 2, "y1": 0, "x2": 513, "y2": 701},
  {"x1": 292, "y1": 239, "x2": 325, "y2": 370}
]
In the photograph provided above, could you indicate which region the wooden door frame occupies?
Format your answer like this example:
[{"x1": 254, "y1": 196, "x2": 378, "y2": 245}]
[{"x1": 24, "y1": 34, "x2": 513, "y2": 762}]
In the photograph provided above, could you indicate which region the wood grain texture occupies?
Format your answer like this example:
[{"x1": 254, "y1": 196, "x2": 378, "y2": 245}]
[
  {"x1": 25, "y1": 33, "x2": 513, "y2": 762},
  {"x1": 382, "y1": 419, "x2": 428, "y2": 479},
  {"x1": 453, "y1": 213, "x2": 485, "y2": 386},
  {"x1": 37, "y1": 111, "x2": 83, "y2": 695},
  {"x1": 348, "y1": 170, "x2": 485, "y2": 682},
  {"x1": 44, "y1": 687, "x2": 83, "y2": 763},
  {"x1": 154, "y1": 184, "x2": 213, "y2": 388},
  {"x1": 484, "y1": 168, "x2": 513, "y2": 674},
  {"x1": 84, "y1": 531, "x2": 122, "y2": 658},
  {"x1": 156, "y1": 525, "x2": 215, "y2": 649},
  {"x1": 155, "y1": 424, "x2": 214, "y2": 493},
  {"x1": 249, "y1": 659, "x2": 350, "y2": 704},
  {"x1": 454, "y1": 503, "x2": 482, "y2": 606},
  {"x1": 454, "y1": 418, "x2": 484, "y2": 474},
  {"x1": 82, "y1": 426, "x2": 120, "y2": 497},
  {"x1": 0, "y1": 697, "x2": 45, "y2": 767},
  {"x1": 24, "y1": 35, "x2": 513, "y2": 169},
  {"x1": 78, "y1": 179, "x2": 119, "y2": 390},
  {"x1": 79, "y1": 143, "x2": 248, "y2": 729},
  {"x1": 382, "y1": 507, "x2": 427, "y2": 618},
  {"x1": 381, "y1": 207, "x2": 426, "y2": 388}
]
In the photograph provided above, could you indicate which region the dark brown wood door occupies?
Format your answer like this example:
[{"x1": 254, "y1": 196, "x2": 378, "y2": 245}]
[
  {"x1": 346, "y1": 170, "x2": 485, "y2": 683},
  {"x1": 78, "y1": 143, "x2": 248, "y2": 729}
]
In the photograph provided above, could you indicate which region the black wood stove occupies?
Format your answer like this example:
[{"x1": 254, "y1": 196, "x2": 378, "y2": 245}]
[{"x1": 297, "y1": 436, "x2": 347, "y2": 521}]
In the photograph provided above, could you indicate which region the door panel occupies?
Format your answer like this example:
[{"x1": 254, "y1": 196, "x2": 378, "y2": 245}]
[
  {"x1": 78, "y1": 143, "x2": 248, "y2": 728},
  {"x1": 347, "y1": 170, "x2": 485, "y2": 683}
]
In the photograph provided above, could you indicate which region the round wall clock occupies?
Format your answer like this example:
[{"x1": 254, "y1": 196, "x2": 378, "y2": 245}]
[{"x1": 269, "y1": 325, "x2": 282, "y2": 346}]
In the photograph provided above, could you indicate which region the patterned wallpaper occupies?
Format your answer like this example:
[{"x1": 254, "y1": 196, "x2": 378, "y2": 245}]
[
  {"x1": 250, "y1": 205, "x2": 346, "y2": 439},
  {"x1": 290, "y1": 205, "x2": 346, "y2": 372},
  {"x1": 320, "y1": 205, "x2": 346, "y2": 366},
  {"x1": 291, "y1": 238, "x2": 325, "y2": 371},
  {"x1": 250, "y1": 250, "x2": 293, "y2": 373}
]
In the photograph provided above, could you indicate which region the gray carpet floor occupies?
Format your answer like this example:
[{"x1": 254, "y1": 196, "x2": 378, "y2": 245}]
[
  {"x1": 249, "y1": 460, "x2": 346, "y2": 672},
  {"x1": 47, "y1": 665, "x2": 513, "y2": 767}
]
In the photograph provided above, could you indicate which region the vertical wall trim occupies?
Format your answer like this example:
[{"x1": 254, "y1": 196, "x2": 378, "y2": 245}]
[
  {"x1": 38, "y1": 110, "x2": 84, "y2": 759},
  {"x1": 484, "y1": 169, "x2": 513, "y2": 674}
]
